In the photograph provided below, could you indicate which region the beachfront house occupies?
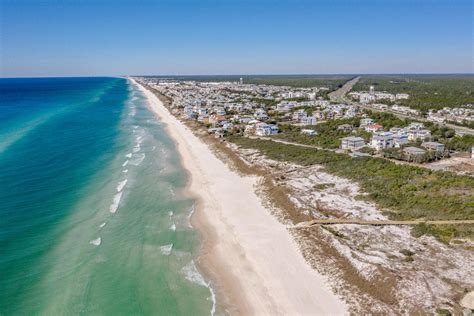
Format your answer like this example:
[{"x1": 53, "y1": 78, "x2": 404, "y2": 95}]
[{"x1": 340, "y1": 136, "x2": 366, "y2": 151}]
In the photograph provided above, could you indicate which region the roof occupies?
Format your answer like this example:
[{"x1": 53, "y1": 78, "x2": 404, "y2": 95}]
[
  {"x1": 342, "y1": 136, "x2": 365, "y2": 142},
  {"x1": 367, "y1": 124, "x2": 383, "y2": 128},
  {"x1": 403, "y1": 146, "x2": 426, "y2": 154},
  {"x1": 421, "y1": 141, "x2": 444, "y2": 147}
]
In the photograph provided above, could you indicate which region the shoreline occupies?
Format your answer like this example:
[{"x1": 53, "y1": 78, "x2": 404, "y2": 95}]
[{"x1": 132, "y1": 79, "x2": 347, "y2": 315}]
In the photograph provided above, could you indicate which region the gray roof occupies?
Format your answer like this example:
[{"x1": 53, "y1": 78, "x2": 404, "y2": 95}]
[
  {"x1": 341, "y1": 136, "x2": 365, "y2": 142},
  {"x1": 403, "y1": 146, "x2": 426, "y2": 155},
  {"x1": 421, "y1": 141, "x2": 444, "y2": 147}
]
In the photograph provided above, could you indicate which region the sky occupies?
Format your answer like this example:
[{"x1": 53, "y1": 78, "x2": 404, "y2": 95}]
[{"x1": 0, "y1": 0, "x2": 473, "y2": 77}]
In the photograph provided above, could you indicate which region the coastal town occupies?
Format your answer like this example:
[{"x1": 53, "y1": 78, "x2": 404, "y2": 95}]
[{"x1": 138, "y1": 77, "x2": 474, "y2": 172}]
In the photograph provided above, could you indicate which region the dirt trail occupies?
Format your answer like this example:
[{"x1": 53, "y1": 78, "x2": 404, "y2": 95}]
[{"x1": 297, "y1": 219, "x2": 474, "y2": 227}]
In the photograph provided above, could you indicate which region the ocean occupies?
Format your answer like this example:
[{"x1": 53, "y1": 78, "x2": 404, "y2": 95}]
[{"x1": 0, "y1": 77, "x2": 215, "y2": 315}]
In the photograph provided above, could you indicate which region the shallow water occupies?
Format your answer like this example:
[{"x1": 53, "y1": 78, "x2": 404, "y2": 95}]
[{"x1": 0, "y1": 77, "x2": 215, "y2": 315}]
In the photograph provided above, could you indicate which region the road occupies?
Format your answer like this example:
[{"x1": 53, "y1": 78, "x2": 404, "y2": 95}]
[{"x1": 328, "y1": 76, "x2": 360, "y2": 103}]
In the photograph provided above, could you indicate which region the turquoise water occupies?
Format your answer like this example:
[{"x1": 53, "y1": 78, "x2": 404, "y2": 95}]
[{"x1": 0, "y1": 78, "x2": 215, "y2": 315}]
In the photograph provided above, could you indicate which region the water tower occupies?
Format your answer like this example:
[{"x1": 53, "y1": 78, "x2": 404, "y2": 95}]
[{"x1": 369, "y1": 85, "x2": 375, "y2": 95}]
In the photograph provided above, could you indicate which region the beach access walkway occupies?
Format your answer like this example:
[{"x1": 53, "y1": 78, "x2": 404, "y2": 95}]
[{"x1": 295, "y1": 219, "x2": 474, "y2": 227}]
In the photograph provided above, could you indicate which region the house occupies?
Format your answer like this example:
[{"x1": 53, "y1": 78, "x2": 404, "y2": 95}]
[
  {"x1": 209, "y1": 114, "x2": 226, "y2": 125},
  {"x1": 337, "y1": 124, "x2": 353, "y2": 132},
  {"x1": 197, "y1": 108, "x2": 208, "y2": 116},
  {"x1": 370, "y1": 132, "x2": 394, "y2": 150},
  {"x1": 292, "y1": 109, "x2": 307, "y2": 121},
  {"x1": 360, "y1": 118, "x2": 374, "y2": 127},
  {"x1": 340, "y1": 136, "x2": 365, "y2": 151},
  {"x1": 421, "y1": 141, "x2": 445, "y2": 152},
  {"x1": 238, "y1": 116, "x2": 254, "y2": 124},
  {"x1": 407, "y1": 129, "x2": 431, "y2": 141},
  {"x1": 403, "y1": 146, "x2": 426, "y2": 157},
  {"x1": 254, "y1": 108, "x2": 268, "y2": 120},
  {"x1": 207, "y1": 127, "x2": 222, "y2": 134},
  {"x1": 301, "y1": 129, "x2": 317, "y2": 136},
  {"x1": 222, "y1": 122, "x2": 234, "y2": 130},
  {"x1": 365, "y1": 123, "x2": 384, "y2": 133},
  {"x1": 396, "y1": 93, "x2": 409, "y2": 100},
  {"x1": 408, "y1": 122, "x2": 424, "y2": 130},
  {"x1": 390, "y1": 127, "x2": 404, "y2": 134},
  {"x1": 214, "y1": 107, "x2": 226, "y2": 116},
  {"x1": 393, "y1": 133, "x2": 409, "y2": 147},
  {"x1": 183, "y1": 105, "x2": 195, "y2": 119},
  {"x1": 360, "y1": 93, "x2": 376, "y2": 104},
  {"x1": 302, "y1": 116, "x2": 317, "y2": 125},
  {"x1": 255, "y1": 123, "x2": 279, "y2": 136}
]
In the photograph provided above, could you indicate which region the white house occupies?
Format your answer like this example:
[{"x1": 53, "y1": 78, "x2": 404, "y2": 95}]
[
  {"x1": 360, "y1": 93, "x2": 376, "y2": 104},
  {"x1": 302, "y1": 116, "x2": 317, "y2": 125},
  {"x1": 408, "y1": 129, "x2": 431, "y2": 141},
  {"x1": 393, "y1": 133, "x2": 409, "y2": 147},
  {"x1": 360, "y1": 118, "x2": 374, "y2": 127},
  {"x1": 341, "y1": 136, "x2": 366, "y2": 151},
  {"x1": 255, "y1": 123, "x2": 279, "y2": 136},
  {"x1": 370, "y1": 132, "x2": 394, "y2": 150},
  {"x1": 301, "y1": 129, "x2": 317, "y2": 136}
]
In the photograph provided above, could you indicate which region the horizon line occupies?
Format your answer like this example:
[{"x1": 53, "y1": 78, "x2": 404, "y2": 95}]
[{"x1": 1, "y1": 72, "x2": 474, "y2": 79}]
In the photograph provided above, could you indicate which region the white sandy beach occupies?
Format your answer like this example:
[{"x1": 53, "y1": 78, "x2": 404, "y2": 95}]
[{"x1": 133, "y1": 79, "x2": 347, "y2": 315}]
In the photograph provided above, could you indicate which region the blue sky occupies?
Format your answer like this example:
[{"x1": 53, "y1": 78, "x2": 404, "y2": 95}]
[{"x1": 1, "y1": 0, "x2": 472, "y2": 77}]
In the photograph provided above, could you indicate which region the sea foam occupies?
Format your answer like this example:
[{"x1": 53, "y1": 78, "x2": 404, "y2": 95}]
[
  {"x1": 181, "y1": 260, "x2": 207, "y2": 287},
  {"x1": 169, "y1": 223, "x2": 176, "y2": 231},
  {"x1": 109, "y1": 191, "x2": 123, "y2": 213},
  {"x1": 159, "y1": 244, "x2": 173, "y2": 256},
  {"x1": 129, "y1": 153, "x2": 145, "y2": 166},
  {"x1": 181, "y1": 260, "x2": 217, "y2": 315},
  {"x1": 122, "y1": 160, "x2": 129, "y2": 167},
  {"x1": 90, "y1": 237, "x2": 102, "y2": 246},
  {"x1": 116, "y1": 179, "x2": 128, "y2": 192}
]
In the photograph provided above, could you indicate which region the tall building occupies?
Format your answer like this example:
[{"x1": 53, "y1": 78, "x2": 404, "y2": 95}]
[
  {"x1": 369, "y1": 85, "x2": 375, "y2": 95},
  {"x1": 239, "y1": 77, "x2": 243, "y2": 85}
]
